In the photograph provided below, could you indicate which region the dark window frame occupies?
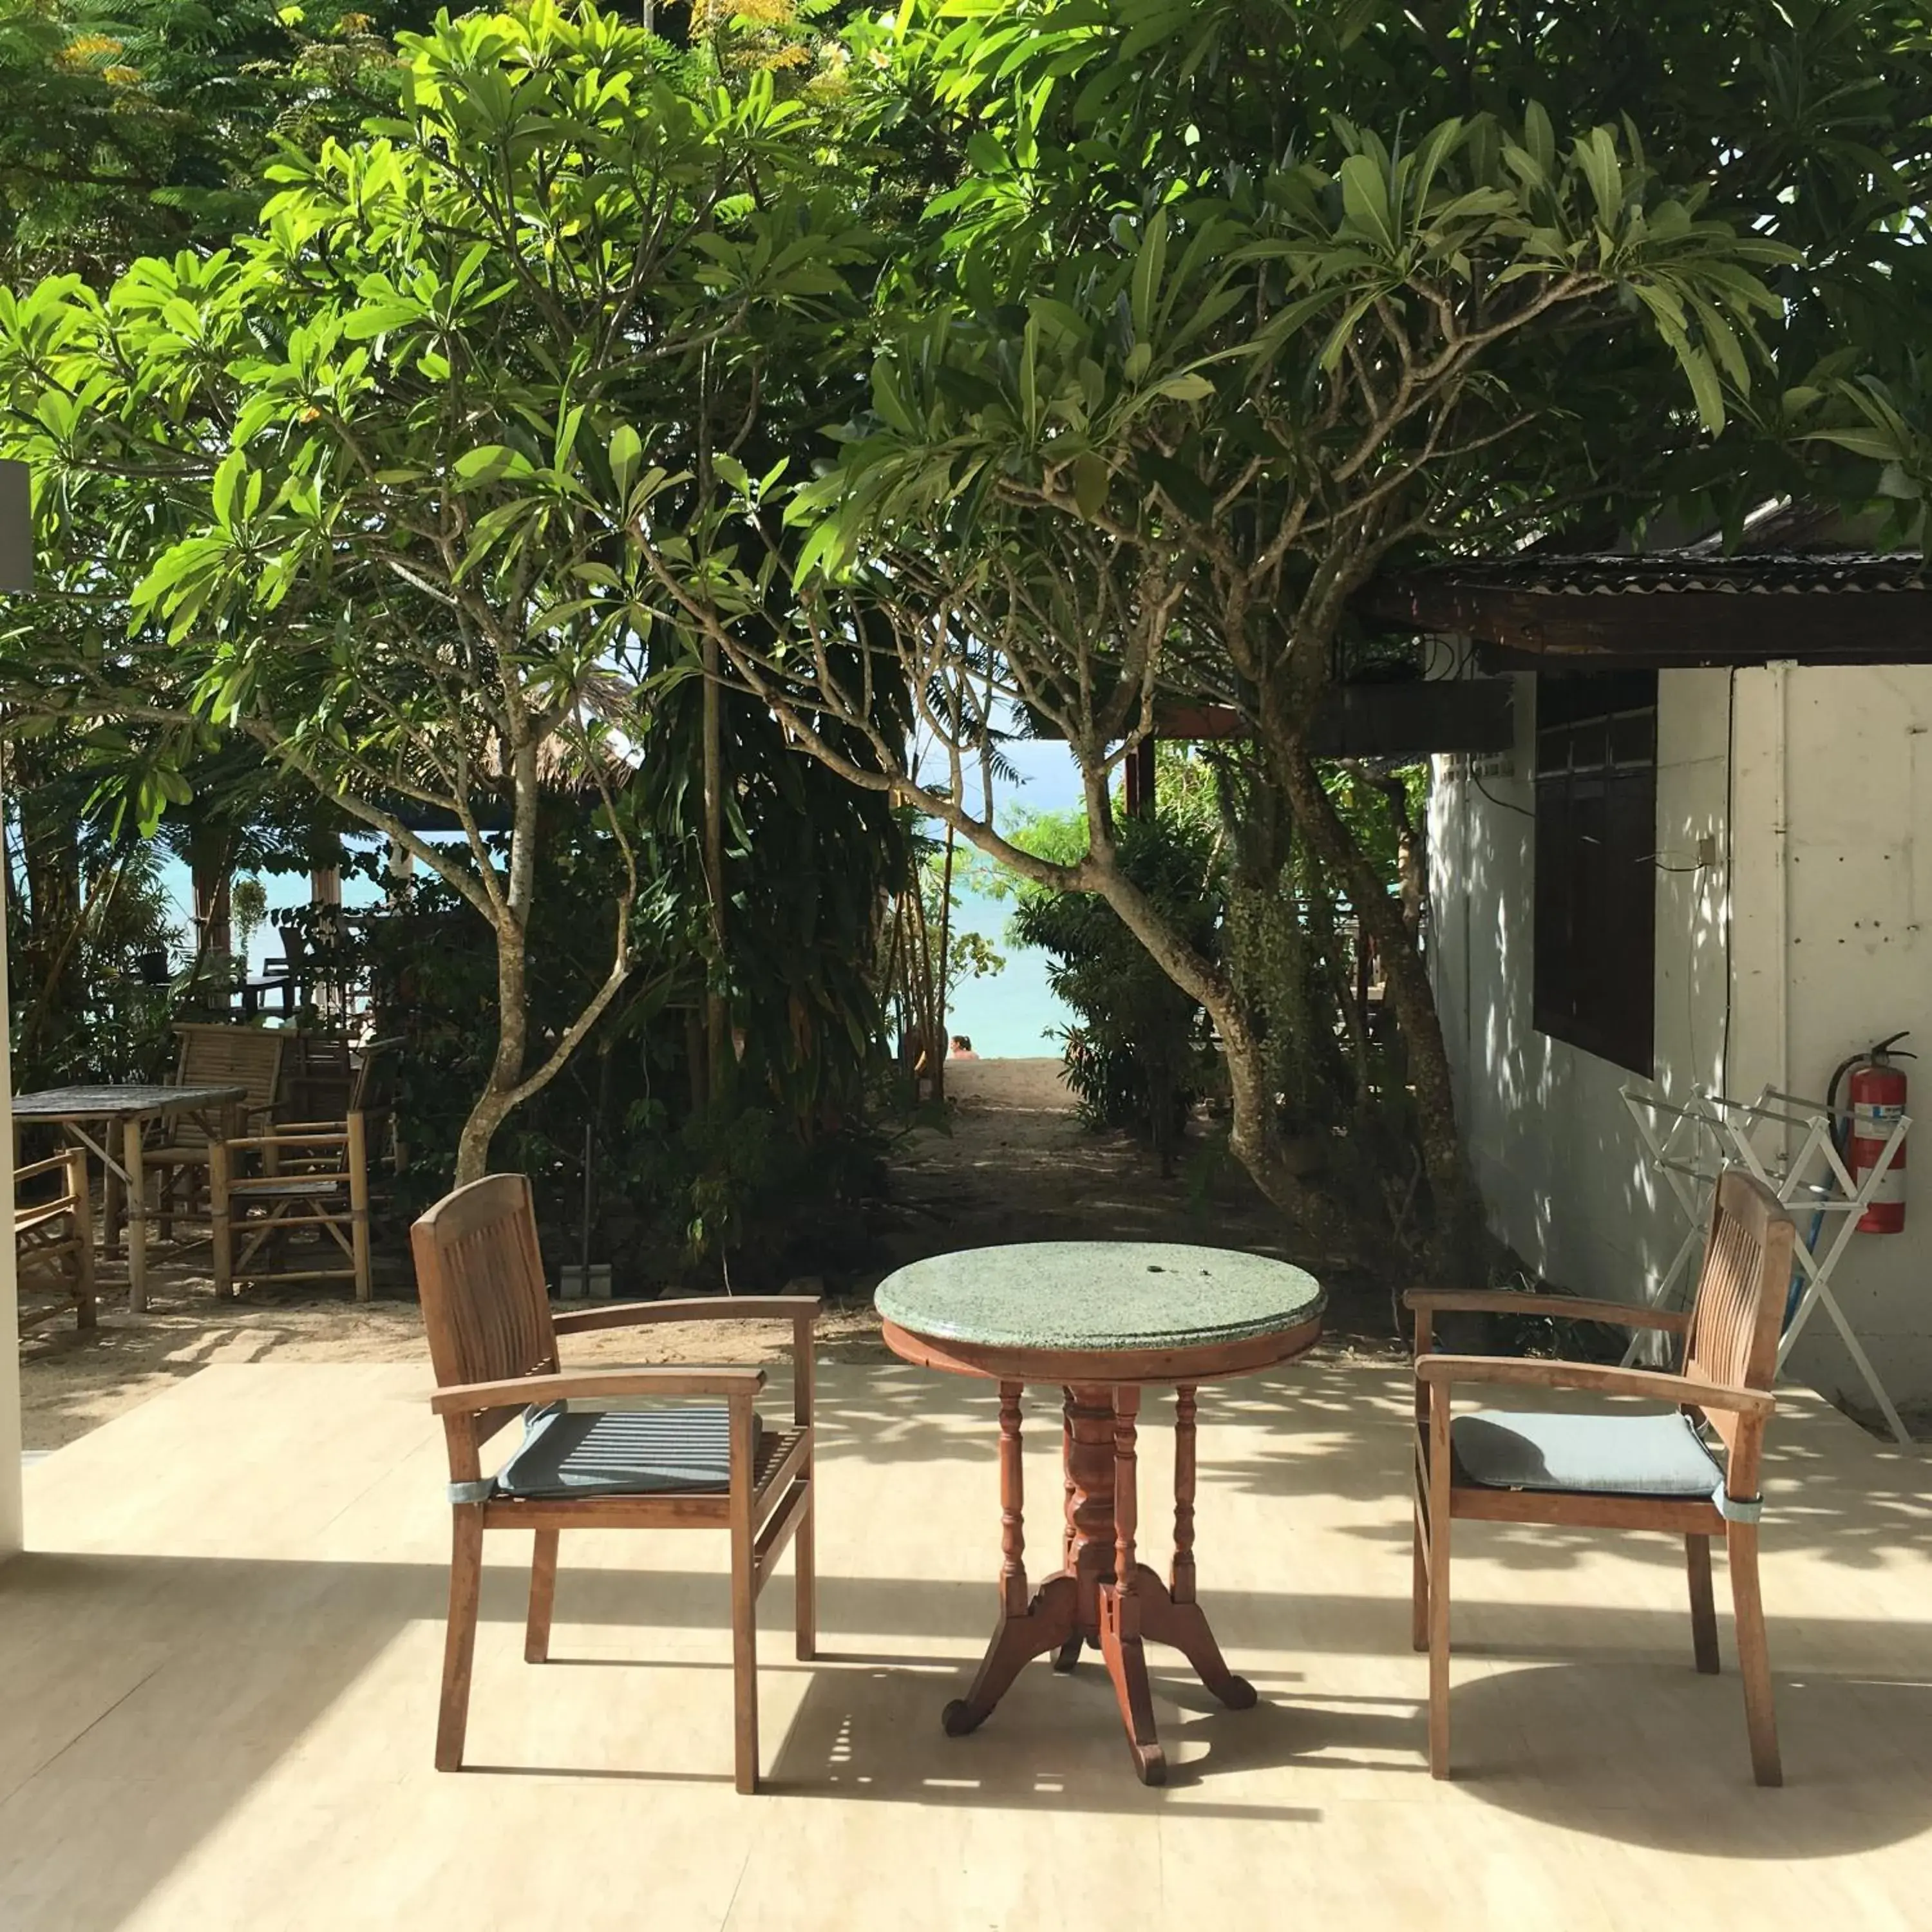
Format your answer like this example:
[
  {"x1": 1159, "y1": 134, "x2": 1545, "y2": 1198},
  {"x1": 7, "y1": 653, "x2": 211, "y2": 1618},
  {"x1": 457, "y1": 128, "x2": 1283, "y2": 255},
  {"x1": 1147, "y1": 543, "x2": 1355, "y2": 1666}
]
[{"x1": 1531, "y1": 671, "x2": 1658, "y2": 1076}]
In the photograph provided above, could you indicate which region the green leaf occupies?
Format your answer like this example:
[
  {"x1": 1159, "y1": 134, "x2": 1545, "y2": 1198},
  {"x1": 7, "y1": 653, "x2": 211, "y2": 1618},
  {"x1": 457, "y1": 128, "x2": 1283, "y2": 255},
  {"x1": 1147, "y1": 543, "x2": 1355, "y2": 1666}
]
[
  {"x1": 1130, "y1": 210, "x2": 1169, "y2": 343},
  {"x1": 453, "y1": 446, "x2": 536, "y2": 487},
  {"x1": 211, "y1": 452, "x2": 248, "y2": 534},
  {"x1": 871, "y1": 358, "x2": 916, "y2": 436},
  {"x1": 609, "y1": 425, "x2": 642, "y2": 495},
  {"x1": 1575, "y1": 126, "x2": 1624, "y2": 228},
  {"x1": 1339, "y1": 153, "x2": 1397, "y2": 251},
  {"x1": 1797, "y1": 426, "x2": 1901, "y2": 460},
  {"x1": 1072, "y1": 452, "x2": 1110, "y2": 519},
  {"x1": 1153, "y1": 372, "x2": 1215, "y2": 402},
  {"x1": 1523, "y1": 100, "x2": 1557, "y2": 178}
]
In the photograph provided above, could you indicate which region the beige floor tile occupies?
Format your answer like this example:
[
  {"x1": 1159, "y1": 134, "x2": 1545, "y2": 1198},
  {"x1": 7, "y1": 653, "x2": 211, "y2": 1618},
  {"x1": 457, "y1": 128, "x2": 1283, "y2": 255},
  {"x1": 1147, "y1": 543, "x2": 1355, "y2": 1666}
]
[{"x1": 1, "y1": 1358, "x2": 1928, "y2": 1929}]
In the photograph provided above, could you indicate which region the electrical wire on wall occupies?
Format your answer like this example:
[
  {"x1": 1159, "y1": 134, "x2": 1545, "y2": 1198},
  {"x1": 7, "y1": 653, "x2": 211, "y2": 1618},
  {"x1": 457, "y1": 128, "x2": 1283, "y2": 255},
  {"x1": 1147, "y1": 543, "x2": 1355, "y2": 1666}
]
[{"x1": 1474, "y1": 774, "x2": 1533, "y2": 819}]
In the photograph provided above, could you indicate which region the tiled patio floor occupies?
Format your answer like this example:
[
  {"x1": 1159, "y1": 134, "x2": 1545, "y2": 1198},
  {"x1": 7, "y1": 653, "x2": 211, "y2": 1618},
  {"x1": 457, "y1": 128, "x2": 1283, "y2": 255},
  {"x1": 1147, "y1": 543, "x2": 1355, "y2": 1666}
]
[{"x1": 4, "y1": 1355, "x2": 1931, "y2": 1929}]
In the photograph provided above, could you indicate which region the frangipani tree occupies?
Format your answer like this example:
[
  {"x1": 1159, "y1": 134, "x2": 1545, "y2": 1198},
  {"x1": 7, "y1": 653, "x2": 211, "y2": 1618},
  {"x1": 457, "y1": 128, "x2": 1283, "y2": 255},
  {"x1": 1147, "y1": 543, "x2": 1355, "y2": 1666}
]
[
  {"x1": 658, "y1": 102, "x2": 1790, "y2": 1238},
  {"x1": 0, "y1": 3, "x2": 866, "y2": 1180}
]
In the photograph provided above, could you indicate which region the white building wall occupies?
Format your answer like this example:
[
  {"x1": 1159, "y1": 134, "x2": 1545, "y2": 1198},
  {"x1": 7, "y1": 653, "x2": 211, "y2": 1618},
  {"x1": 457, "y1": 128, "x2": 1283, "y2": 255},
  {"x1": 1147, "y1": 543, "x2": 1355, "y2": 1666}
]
[
  {"x1": 1429, "y1": 667, "x2": 1732, "y2": 1308},
  {"x1": 1730, "y1": 663, "x2": 1932, "y2": 1412},
  {"x1": 1434, "y1": 656, "x2": 1932, "y2": 1417}
]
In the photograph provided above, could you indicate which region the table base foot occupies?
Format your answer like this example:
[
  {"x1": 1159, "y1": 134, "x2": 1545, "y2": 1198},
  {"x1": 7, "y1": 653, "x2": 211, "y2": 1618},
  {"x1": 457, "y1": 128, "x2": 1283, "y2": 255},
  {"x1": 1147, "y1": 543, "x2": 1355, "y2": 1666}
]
[
  {"x1": 1100, "y1": 1600, "x2": 1167, "y2": 1786},
  {"x1": 1138, "y1": 1583, "x2": 1257, "y2": 1710},
  {"x1": 945, "y1": 1563, "x2": 1245, "y2": 1779},
  {"x1": 944, "y1": 1577, "x2": 1080, "y2": 1735}
]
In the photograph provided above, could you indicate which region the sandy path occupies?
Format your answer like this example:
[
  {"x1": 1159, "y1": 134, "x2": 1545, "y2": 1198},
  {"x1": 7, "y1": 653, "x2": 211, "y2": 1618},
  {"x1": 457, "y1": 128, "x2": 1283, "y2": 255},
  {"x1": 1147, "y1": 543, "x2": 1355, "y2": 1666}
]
[{"x1": 17, "y1": 1057, "x2": 1388, "y2": 1452}]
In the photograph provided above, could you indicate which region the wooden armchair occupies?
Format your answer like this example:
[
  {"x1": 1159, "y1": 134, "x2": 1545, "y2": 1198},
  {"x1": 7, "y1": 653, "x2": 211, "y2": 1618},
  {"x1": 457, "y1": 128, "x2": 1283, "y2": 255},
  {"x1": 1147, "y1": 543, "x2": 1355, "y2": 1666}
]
[
  {"x1": 14, "y1": 1146, "x2": 93, "y2": 1332},
  {"x1": 1408, "y1": 1167, "x2": 1794, "y2": 1787},
  {"x1": 412, "y1": 1174, "x2": 817, "y2": 1793},
  {"x1": 209, "y1": 1039, "x2": 399, "y2": 1303},
  {"x1": 149, "y1": 1022, "x2": 288, "y2": 1236}
]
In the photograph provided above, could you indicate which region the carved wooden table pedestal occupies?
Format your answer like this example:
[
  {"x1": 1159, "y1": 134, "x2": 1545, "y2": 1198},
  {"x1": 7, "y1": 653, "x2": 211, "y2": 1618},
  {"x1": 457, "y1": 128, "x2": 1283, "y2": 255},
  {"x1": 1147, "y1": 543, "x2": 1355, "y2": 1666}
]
[{"x1": 876, "y1": 1242, "x2": 1325, "y2": 1785}]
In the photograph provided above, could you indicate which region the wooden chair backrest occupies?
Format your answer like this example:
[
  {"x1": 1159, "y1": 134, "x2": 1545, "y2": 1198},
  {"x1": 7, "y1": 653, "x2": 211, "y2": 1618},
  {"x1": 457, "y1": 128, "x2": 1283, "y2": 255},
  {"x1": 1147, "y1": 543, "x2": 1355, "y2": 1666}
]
[
  {"x1": 284, "y1": 1033, "x2": 352, "y2": 1121},
  {"x1": 412, "y1": 1174, "x2": 558, "y2": 1457},
  {"x1": 1684, "y1": 1168, "x2": 1795, "y2": 1477},
  {"x1": 350, "y1": 1038, "x2": 402, "y2": 1117},
  {"x1": 173, "y1": 1023, "x2": 287, "y2": 1116}
]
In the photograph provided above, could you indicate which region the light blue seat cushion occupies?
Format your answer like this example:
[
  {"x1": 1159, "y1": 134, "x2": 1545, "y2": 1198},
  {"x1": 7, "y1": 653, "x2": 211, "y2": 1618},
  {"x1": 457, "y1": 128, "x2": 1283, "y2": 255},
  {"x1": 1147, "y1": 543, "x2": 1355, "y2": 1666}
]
[
  {"x1": 1451, "y1": 1408, "x2": 1721, "y2": 1499},
  {"x1": 494, "y1": 1403, "x2": 753, "y2": 1499}
]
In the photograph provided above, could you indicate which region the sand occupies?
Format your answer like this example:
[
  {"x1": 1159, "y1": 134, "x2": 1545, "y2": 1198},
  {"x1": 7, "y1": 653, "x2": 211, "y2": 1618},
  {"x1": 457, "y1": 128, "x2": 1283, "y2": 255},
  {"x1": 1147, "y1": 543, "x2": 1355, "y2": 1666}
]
[{"x1": 17, "y1": 1057, "x2": 1378, "y2": 1452}]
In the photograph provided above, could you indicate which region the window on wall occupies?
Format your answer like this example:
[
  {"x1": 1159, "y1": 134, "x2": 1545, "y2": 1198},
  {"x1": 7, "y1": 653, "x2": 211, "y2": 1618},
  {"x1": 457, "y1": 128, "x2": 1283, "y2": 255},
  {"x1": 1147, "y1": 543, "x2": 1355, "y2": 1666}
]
[{"x1": 1533, "y1": 671, "x2": 1658, "y2": 1075}]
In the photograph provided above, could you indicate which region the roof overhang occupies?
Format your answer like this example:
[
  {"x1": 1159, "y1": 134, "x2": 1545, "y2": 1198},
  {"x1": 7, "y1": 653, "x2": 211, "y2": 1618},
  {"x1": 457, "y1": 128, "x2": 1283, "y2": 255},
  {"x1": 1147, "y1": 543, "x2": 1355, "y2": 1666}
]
[{"x1": 1359, "y1": 551, "x2": 1932, "y2": 668}]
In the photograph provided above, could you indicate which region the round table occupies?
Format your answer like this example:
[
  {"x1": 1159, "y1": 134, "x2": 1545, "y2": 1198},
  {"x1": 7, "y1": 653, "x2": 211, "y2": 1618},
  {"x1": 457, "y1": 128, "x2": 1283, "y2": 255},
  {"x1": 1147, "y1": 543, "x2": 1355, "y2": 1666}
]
[{"x1": 876, "y1": 1240, "x2": 1324, "y2": 1784}]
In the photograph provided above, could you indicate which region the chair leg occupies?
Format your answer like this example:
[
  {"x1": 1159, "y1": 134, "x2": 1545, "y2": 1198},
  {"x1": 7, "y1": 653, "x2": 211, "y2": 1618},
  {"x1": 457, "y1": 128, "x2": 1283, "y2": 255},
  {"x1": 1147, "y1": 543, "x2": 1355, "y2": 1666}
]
[
  {"x1": 1428, "y1": 1511, "x2": 1452, "y2": 1777},
  {"x1": 1426, "y1": 1400, "x2": 1453, "y2": 1779},
  {"x1": 526, "y1": 1529, "x2": 558, "y2": 1663},
  {"x1": 1411, "y1": 1501, "x2": 1428, "y2": 1653},
  {"x1": 437, "y1": 1506, "x2": 486, "y2": 1772},
  {"x1": 1727, "y1": 1522, "x2": 1783, "y2": 1786},
  {"x1": 731, "y1": 1504, "x2": 760, "y2": 1794},
  {"x1": 795, "y1": 1480, "x2": 817, "y2": 1662},
  {"x1": 351, "y1": 1209, "x2": 372, "y2": 1303},
  {"x1": 1686, "y1": 1533, "x2": 1720, "y2": 1675},
  {"x1": 70, "y1": 1153, "x2": 95, "y2": 1332},
  {"x1": 349, "y1": 1112, "x2": 372, "y2": 1302},
  {"x1": 209, "y1": 1146, "x2": 234, "y2": 1300}
]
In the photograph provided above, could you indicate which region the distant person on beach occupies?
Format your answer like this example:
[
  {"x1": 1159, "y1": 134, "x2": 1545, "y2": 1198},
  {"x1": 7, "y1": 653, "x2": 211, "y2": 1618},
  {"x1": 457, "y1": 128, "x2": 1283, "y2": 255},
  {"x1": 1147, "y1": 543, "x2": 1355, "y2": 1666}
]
[{"x1": 949, "y1": 1034, "x2": 980, "y2": 1061}]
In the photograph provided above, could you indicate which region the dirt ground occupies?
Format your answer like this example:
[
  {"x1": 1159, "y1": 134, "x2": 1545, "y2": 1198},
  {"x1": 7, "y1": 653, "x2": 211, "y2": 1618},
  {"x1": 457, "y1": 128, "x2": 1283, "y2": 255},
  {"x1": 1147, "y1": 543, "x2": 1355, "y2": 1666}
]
[{"x1": 17, "y1": 1057, "x2": 1394, "y2": 1452}]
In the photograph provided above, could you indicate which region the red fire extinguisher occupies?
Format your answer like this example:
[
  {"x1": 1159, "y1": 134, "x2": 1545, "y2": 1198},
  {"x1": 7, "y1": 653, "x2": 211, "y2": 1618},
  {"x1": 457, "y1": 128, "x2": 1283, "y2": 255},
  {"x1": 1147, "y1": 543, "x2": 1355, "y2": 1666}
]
[{"x1": 1830, "y1": 1032, "x2": 1913, "y2": 1234}]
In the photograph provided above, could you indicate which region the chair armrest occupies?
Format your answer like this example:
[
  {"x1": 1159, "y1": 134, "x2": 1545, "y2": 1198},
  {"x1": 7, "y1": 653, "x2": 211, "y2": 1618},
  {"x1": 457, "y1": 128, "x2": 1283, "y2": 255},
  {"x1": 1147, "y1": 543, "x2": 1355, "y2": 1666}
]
[
  {"x1": 225, "y1": 1131, "x2": 351, "y2": 1152},
  {"x1": 14, "y1": 1153, "x2": 80, "y2": 1187},
  {"x1": 1404, "y1": 1289, "x2": 1689, "y2": 1334},
  {"x1": 430, "y1": 1365, "x2": 768, "y2": 1414},
  {"x1": 1413, "y1": 1352, "x2": 1774, "y2": 1417},
  {"x1": 552, "y1": 1294, "x2": 821, "y2": 1336}
]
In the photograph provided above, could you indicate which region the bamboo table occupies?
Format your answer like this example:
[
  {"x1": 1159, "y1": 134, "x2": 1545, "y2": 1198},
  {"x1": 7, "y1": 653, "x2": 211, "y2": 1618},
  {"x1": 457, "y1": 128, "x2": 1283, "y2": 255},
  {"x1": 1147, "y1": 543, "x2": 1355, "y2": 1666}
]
[
  {"x1": 11, "y1": 1083, "x2": 248, "y2": 1312},
  {"x1": 876, "y1": 1241, "x2": 1324, "y2": 1784}
]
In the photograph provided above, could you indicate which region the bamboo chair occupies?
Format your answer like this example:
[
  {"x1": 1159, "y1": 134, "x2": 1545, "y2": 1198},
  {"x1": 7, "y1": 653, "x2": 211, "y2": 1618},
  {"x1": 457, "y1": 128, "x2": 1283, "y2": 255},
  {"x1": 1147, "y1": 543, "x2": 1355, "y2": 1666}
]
[
  {"x1": 148, "y1": 1023, "x2": 288, "y2": 1236},
  {"x1": 1408, "y1": 1167, "x2": 1794, "y2": 1787},
  {"x1": 285, "y1": 1031, "x2": 356, "y2": 1124},
  {"x1": 14, "y1": 1146, "x2": 94, "y2": 1331},
  {"x1": 209, "y1": 1040, "x2": 400, "y2": 1303},
  {"x1": 412, "y1": 1175, "x2": 817, "y2": 1793}
]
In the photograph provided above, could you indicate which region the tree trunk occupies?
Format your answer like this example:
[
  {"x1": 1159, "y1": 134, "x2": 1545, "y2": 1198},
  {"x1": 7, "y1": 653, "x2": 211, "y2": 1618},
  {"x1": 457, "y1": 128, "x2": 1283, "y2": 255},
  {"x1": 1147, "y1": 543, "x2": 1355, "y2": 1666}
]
[
  {"x1": 702, "y1": 636, "x2": 730, "y2": 1104},
  {"x1": 1270, "y1": 731, "x2": 1475, "y2": 1269},
  {"x1": 1085, "y1": 856, "x2": 1322, "y2": 1223},
  {"x1": 187, "y1": 821, "x2": 233, "y2": 965},
  {"x1": 453, "y1": 911, "x2": 530, "y2": 1188},
  {"x1": 932, "y1": 826, "x2": 956, "y2": 1103}
]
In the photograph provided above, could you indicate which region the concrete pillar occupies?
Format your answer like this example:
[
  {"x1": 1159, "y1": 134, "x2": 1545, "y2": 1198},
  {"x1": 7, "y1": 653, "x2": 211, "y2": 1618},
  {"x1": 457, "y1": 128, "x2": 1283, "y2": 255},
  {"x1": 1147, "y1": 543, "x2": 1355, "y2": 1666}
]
[
  {"x1": 1, "y1": 846, "x2": 23, "y2": 1559},
  {"x1": 2, "y1": 460, "x2": 34, "y2": 1559}
]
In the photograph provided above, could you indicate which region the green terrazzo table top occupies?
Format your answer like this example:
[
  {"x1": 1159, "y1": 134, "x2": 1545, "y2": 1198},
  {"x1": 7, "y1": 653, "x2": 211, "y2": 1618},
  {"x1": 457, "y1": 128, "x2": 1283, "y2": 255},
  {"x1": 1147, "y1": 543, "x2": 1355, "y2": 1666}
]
[{"x1": 875, "y1": 1242, "x2": 1324, "y2": 1353}]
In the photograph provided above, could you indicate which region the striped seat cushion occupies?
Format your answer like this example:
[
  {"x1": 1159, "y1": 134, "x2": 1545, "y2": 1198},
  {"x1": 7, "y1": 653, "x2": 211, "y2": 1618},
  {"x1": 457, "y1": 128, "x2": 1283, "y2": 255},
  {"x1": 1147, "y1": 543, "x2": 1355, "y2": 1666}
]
[{"x1": 495, "y1": 1403, "x2": 757, "y2": 1499}]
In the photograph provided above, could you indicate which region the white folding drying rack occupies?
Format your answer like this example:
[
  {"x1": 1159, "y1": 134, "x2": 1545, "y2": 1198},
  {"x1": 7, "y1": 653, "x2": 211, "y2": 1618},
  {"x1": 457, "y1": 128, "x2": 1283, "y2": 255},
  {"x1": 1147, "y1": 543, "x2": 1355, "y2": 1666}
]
[{"x1": 1620, "y1": 1083, "x2": 1913, "y2": 1444}]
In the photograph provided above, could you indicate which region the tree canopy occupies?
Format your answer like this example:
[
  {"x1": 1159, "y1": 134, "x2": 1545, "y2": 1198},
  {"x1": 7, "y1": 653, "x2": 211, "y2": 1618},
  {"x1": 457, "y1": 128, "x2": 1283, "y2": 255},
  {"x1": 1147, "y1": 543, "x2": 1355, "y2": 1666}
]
[
  {"x1": 4, "y1": 0, "x2": 1931, "y2": 1242},
  {"x1": 0, "y1": 1, "x2": 877, "y2": 1177}
]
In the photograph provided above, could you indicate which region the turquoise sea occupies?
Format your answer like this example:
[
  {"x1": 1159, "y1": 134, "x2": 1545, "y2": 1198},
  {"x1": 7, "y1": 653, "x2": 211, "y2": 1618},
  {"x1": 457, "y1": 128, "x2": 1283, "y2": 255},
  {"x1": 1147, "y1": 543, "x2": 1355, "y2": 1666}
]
[
  {"x1": 941, "y1": 875, "x2": 1074, "y2": 1059},
  {"x1": 154, "y1": 850, "x2": 1075, "y2": 1059},
  {"x1": 153, "y1": 740, "x2": 1086, "y2": 1055}
]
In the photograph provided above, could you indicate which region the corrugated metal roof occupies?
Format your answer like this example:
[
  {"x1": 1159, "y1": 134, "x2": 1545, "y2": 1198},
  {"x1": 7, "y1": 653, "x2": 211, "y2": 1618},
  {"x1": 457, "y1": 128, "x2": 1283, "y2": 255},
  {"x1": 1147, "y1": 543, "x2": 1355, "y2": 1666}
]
[{"x1": 1401, "y1": 550, "x2": 1927, "y2": 597}]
